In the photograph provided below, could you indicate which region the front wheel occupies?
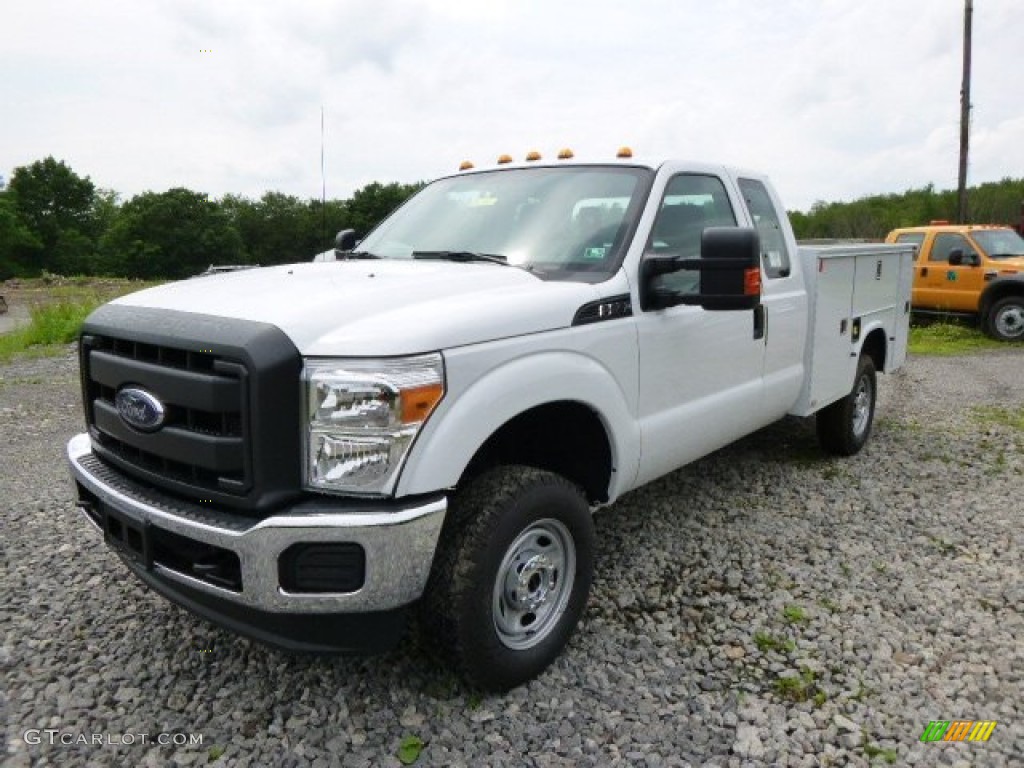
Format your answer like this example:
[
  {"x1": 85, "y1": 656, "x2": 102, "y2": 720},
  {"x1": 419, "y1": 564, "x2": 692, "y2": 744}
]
[
  {"x1": 816, "y1": 355, "x2": 877, "y2": 456},
  {"x1": 420, "y1": 465, "x2": 595, "y2": 691},
  {"x1": 985, "y1": 296, "x2": 1024, "y2": 341}
]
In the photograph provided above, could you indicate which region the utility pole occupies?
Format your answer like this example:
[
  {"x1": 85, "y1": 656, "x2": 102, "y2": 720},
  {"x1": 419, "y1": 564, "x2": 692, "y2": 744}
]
[{"x1": 957, "y1": 0, "x2": 973, "y2": 224}]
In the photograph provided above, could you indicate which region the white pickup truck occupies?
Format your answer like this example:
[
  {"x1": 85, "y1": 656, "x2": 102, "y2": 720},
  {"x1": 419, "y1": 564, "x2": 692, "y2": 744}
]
[{"x1": 67, "y1": 152, "x2": 914, "y2": 690}]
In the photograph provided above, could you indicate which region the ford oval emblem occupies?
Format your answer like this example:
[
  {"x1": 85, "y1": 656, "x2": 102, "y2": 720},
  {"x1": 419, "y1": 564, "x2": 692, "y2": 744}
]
[{"x1": 115, "y1": 387, "x2": 166, "y2": 432}]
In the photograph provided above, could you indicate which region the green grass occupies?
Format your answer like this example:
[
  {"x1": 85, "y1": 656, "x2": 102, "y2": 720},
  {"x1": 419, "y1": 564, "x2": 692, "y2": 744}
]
[
  {"x1": 908, "y1": 322, "x2": 1004, "y2": 356},
  {"x1": 773, "y1": 666, "x2": 820, "y2": 702},
  {"x1": 397, "y1": 735, "x2": 424, "y2": 765},
  {"x1": 818, "y1": 597, "x2": 840, "y2": 613},
  {"x1": 0, "y1": 301, "x2": 96, "y2": 362},
  {"x1": 972, "y1": 405, "x2": 1024, "y2": 431},
  {"x1": 863, "y1": 742, "x2": 898, "y2": 764},
  {"x1": 754, "y1": 631, "x2": 796, "y2": 653},
  {"x1": 0, "y1": 278, "x2": 161, "y2": 363},
  {"x1": 783, "y1": 604, "x2": 809, "y2": 624},
  {"x1": 207, "y1": 745, "x2": 226, "y2": 762}
]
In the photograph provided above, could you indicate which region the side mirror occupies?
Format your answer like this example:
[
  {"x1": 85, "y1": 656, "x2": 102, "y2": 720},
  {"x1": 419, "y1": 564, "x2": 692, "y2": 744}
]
[
  {"x1": 334, "y1": 229, "x2": 358, "y2": 254},
  {"x1": 948, "y1": 248, "x2": 964, "y2": 266},
  {"x1": 640, "y1": 227, "x2": 762, "y2": 311}
]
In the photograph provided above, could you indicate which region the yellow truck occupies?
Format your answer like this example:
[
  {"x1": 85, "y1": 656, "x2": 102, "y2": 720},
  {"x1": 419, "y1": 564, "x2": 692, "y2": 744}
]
[{"x1": 886, "y1": 223, "x2": 1024, "y2": 341}]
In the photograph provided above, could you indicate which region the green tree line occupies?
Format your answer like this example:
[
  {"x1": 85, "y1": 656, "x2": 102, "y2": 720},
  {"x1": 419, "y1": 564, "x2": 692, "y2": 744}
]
[
  {"x1": 0, "y1": 156, "x2": 424, "y2": 280},
  {"x1": 2, "y1": 156, "x2": 1022, "y2": 279},
  {"x1": 789, "y1": 178, "x2": 1024, "y2": 240}
]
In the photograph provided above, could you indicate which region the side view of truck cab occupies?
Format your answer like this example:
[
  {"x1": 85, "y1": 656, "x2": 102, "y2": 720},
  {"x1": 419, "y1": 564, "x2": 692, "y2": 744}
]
[{"x1": 886, "y1": 223, "x2": 1024, "y2": 340}]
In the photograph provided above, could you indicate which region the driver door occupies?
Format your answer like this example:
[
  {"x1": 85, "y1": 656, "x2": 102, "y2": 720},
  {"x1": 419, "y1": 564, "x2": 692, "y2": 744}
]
[
  {"x1": 918, "y1": 232, "x2": 984, "y2": 311},
  {"x1": 633, "y1": 170, "x2": 767, "y2": 486}
]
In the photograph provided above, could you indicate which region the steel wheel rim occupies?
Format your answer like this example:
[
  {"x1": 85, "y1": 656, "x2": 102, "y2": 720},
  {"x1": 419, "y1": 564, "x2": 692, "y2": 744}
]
[
  {"x1": 492, "y1": 518, "x2": 576, "y2": 650},
  {"x1": 995, "y1": 305, "x2": 1024, "y2": 338},
  {"x1": 851, "y1": 373, "x2": 873, "y2": 438}
]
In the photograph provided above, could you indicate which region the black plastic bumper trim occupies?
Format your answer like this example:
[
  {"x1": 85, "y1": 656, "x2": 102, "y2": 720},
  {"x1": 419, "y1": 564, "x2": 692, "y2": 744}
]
[{"x1": 120, "y1": 555, "x2": 408, "y2": 654}]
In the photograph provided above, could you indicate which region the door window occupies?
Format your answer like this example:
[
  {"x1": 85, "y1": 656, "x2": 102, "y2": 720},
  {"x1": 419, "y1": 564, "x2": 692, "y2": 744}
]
[
  {"x1": 646, "y1": 174, "x2": 736, "y2": 296},
  {"x1": 929, "y1": 233, "x2": 977, "y2": 262}
]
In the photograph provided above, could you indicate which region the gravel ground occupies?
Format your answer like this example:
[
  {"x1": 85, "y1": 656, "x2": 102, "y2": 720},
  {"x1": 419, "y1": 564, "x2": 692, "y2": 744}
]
[{"x1": 2, "y1": 347, "x2": 1022, "y2": 767}]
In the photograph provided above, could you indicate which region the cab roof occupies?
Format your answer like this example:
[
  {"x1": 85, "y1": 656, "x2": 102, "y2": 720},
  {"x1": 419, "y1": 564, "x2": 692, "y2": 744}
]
[{"x1": 889, "y1": 223, "x2": 1014, "y2": 235}]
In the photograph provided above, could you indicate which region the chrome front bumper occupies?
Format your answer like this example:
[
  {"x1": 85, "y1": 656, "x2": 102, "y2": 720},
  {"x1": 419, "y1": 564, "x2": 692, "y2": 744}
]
[{"x1": 66, "y1": 433, "x2": 447, "y2": 616}]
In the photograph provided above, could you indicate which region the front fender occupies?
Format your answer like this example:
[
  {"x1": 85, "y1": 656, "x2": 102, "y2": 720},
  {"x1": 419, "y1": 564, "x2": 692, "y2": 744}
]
[
  {"x1": 979, "y1": 274, "x2": 1024, "y2": 315},
  {"x1": 395, "y1": 349, "x2": 640, "y2": 502}
]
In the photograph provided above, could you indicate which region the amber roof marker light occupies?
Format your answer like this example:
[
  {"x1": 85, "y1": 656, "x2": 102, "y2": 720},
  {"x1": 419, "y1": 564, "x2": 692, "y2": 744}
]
[
  {"x1": 497, "y1": 154, "x2": 514, "y2": 164},
  {"x1": 525, "y1": 151, "x2": 542, "y2": 162},
  {"x1": 458, "y1": 161, "x2": 474, "y2": 171},
  {"x1": 617, "y1": 146, "x2": 634, "y2": 158},
  {"x1": 557, "y1": 148, "x2": 574, "y2": 160}
]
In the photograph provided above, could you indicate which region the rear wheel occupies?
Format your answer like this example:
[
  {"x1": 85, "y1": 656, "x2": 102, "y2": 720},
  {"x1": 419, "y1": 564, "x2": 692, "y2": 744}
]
[
  {"x1": 420, "y1": 465, "x2": 594, "y2": 691},
  {"x1": 985, "y1": 296, "x2": 1024, "y2": 341},
  {"x1": 817, "y1": 355, "x2": 877, "y2": 456}
]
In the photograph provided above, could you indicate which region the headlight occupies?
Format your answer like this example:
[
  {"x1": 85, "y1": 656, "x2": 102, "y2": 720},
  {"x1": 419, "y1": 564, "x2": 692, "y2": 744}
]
[{"x1": 303, "y1": 354, "x2": 445, "y2": 495}]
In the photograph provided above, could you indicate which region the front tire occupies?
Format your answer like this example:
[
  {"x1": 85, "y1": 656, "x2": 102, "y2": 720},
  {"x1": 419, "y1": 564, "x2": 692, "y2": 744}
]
[
  {"x1": 985, "y1": 296, "x2": 1024, "y2": 341},
  {"x1": 817, "y1": 355, "x2": 877, "y2": 456},
  {"x1": 420, "y1": 465, "x2": 594, "y2": 692}
]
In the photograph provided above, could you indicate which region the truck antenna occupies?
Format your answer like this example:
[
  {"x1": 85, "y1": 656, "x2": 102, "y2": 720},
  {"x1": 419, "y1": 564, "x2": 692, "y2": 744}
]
[{"x1": 321, "y1": 106, "x2": 327, "y2": 249}]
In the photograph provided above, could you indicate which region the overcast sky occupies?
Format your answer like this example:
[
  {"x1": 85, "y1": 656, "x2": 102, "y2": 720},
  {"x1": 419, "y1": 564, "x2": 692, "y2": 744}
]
[{"x1": 2, "y1": 0, "x2": 1021, "y2": 211}]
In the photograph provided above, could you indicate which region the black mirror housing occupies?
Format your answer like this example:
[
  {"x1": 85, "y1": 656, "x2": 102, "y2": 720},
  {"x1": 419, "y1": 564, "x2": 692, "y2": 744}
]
[
  {"x1": 948, "y1": 248, "x2": 964, "y2": 266},
  {"x1": 334, "y1": 229, "x2": 358, "y2": 253},
  {"x1": 695, "y1": 228, "x2": 762, "y2": 311},
  {"x1": 640, "y1": 227, "x2": 762, "y2": 311}
]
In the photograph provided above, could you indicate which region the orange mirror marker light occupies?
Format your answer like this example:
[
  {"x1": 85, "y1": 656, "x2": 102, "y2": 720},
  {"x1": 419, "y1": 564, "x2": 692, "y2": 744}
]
[
  {"x1": 497, "y1": 154, "x2": 514, "y2": 164},
  {"x1": 616, "y1": 146, "x2": 633, "y2": 158},
  {"x1": 557, "y1": 148, "x2": 574, "y2": 160},
  {"x1": 744, "y1": 267, "x2": 762, "y2": 296},
  {"x1": 525, "y1": 151, "x2": 542, "y2": 161},
  {"x1": 458, "y1": 161, "x2": 474, "y2": 171}
]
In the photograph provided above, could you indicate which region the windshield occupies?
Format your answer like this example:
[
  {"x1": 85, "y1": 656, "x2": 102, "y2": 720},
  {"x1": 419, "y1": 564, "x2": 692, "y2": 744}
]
[
  {"x1": 973, "y1": 229, "x2": 1024, "y2": 259},
  {"x1": 356, "y1": 165, "x2": 653, "y2": 282}
]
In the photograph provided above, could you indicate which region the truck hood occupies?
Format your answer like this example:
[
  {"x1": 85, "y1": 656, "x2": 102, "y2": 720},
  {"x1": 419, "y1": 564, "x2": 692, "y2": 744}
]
[
  {"x1": 113, "y1": 261, "x2": 601, "y2": 355},
  {"x1": 989, "y1": 257, "x2": 1024, "y2": 271}
]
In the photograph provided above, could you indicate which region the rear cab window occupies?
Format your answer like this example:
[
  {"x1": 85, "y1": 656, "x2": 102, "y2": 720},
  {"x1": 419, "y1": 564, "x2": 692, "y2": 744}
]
[
  {"x1": 894, "y1": 232, "x2": 926, "y2": 260},
  {"x1": 738, "y1": 178, "x2": 791, "y2": 279}
]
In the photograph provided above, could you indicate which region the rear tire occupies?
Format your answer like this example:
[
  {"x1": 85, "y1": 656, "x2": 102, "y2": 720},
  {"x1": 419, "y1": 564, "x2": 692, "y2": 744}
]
[
  {"x1": 985, "y1": 296, "x2": 1024, "y2": 341},
  {"x1": 420, "y1": 465, "x2": 594, "y2": 692},
  {"x1": 817, "y1": 355, "x2": 876, "y2": 456}
]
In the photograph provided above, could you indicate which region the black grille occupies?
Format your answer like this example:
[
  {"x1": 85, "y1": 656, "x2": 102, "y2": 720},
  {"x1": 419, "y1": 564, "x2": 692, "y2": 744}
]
[
  {"x1": 83, "y1": 336, "x2": 251, "y2": 496},
  {"x1": 78, "y1": 304, "x2": 304, "y2": 514}
]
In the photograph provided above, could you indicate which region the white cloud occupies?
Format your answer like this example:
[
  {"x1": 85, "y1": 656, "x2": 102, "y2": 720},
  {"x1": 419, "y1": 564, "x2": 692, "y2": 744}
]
[{"x1": 1, "y1": 0, "x2": 1020, "y2": 211}]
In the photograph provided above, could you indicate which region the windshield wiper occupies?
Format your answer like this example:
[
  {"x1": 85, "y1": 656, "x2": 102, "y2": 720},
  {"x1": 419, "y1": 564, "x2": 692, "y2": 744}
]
[
  {"x1": 412, "y1": 250, "x2": 509, "y2": 265},
  {"x1": 337, "y1": 250, "x2": 381, "y2": 260}
]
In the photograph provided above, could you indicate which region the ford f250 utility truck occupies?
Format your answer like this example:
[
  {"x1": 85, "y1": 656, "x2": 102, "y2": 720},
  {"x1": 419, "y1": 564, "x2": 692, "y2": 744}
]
[
  {"x1": 67, "y1": 151, "x2": 914, "y2": 690},
  {"x1": 885, "y1": 223, "x2": 1024, "y2": 341}
]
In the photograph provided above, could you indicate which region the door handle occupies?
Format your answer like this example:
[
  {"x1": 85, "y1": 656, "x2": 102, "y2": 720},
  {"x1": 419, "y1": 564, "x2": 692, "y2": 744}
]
[
  {"x1": 921, "y1": 267, "x2": 929, "y2": 277},
  {"x1": 753, "y1": 304, "x2": 765, "y2": 340}
]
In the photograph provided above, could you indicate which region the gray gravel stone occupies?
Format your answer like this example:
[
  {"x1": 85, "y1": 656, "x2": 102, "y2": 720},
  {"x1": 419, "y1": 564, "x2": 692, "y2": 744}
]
[{"x1": 3, "y1": 348, "x2": 1023, "y2": 766}]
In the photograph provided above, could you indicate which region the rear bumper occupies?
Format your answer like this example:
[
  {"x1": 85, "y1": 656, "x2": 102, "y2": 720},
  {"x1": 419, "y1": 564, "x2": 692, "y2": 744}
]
[{"x1": 66, "y1": 433, "x2": 447, "y2": 652}]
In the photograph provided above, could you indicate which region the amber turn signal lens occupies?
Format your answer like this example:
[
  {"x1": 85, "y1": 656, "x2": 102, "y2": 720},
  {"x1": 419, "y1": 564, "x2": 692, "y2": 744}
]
[
  {"x1": 401, "y1": 383, "x2": 444, "y2": 424},
  {"x1": 744, "y1": 267, "x2": 762, "y2": 296}
]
